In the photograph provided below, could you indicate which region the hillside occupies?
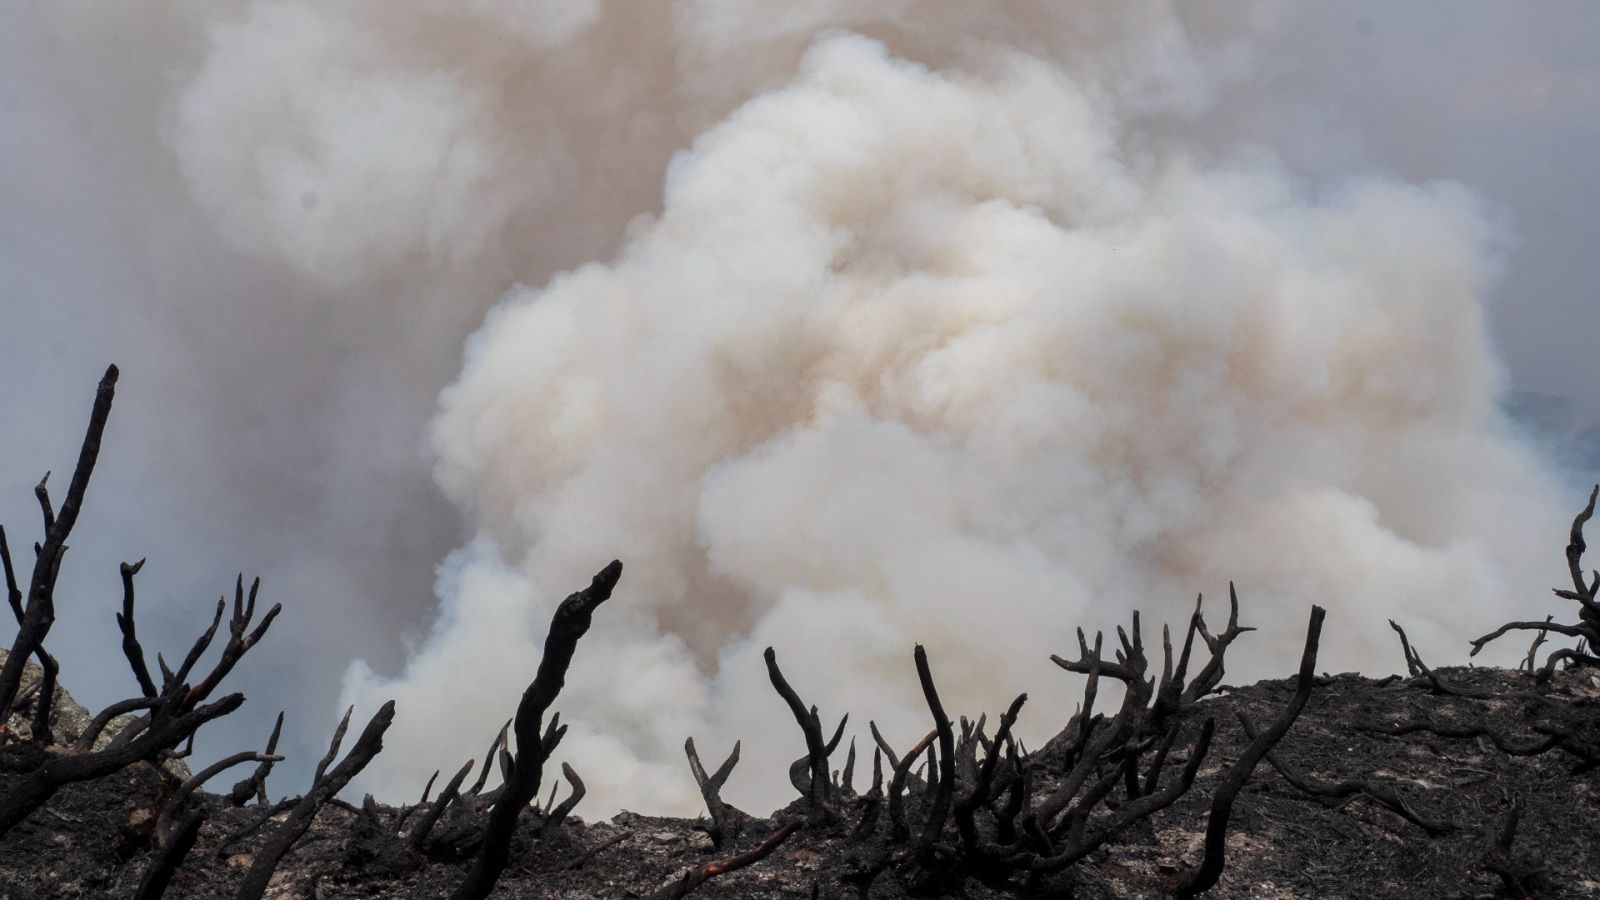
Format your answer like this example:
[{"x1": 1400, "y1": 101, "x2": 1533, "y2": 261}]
[
  {"x1": 2, "y1": 659, "x2": 1597, "y2": 899},
  {"x1": 3, "y1": 369, "x2": 1598, "y2": 900}
]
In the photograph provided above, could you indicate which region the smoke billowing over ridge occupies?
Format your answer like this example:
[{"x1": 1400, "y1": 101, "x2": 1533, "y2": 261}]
[
  {"x1": 4, "y1": 2, "x2": 1595, "y2": 817},
  {"x1": 324, "y1": 10, "x2": 1563, "y2": 814}
]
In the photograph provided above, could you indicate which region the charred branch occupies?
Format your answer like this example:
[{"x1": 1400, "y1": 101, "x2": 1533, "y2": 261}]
[
  {"x1": 1535, "y1": 647, "x2": 1600, "y2": 684},
  {"x1": 954, "y1": 692, "x2": 1026, "y2": 854},
  {"x1": 0, "y1": 365, "x2": 117, "y2": 726},
  {"x1": 850, "y1": 748, "x2": 885, "y2": 840},
  {"x1": 26, "y1": 649, "x2": 58, "y2": 747},
  {"x1": 156, "y1": 749, "x2": 281, "y2": 848},
  {"x1": 214, "y1": 798, "x2": 297, "y2": 857},
  {"x1": 1390, "y1": 619, "x2": 1489, "y2": 698},
  {"x1": 887, "y1": 728, "x2": 938, "y2": 843},
  {"x1": 1364, "y1": 714, "x2": 1600, "y2": 771},
  {"x1": 228, "y1": 712, "x2": 284, "y2": 806},
  {"x1": 542, "y1": 762, "x2": 585, "y2": 835},
  {"x1": 1521, "y1": 616, "x2": 1555, "y2": 674},
  {"x1": 0, "y1": 550, "x2": 280, "y2": 833},
  {"x1": 1237, "y1": 711, "x2": 1451, "y2": 836},
  {"x1": 1470, "y1": 621, "x2": 1587, "y2": 657},
  {"x1": 0, "y1": 527, "x2": 59, "y2": 746},
  {"x1": 1061, "y1": 719, "x2": 1213, "y2": 872},
  {"x1": 1173, "y1": 604, "x2": 1325, "y2": 899},
  {"x1": 182, "y1": 575, "x2": 281, "y2": 707},
  {"x1": 451, "y1": 559, "x2": 621, "y2": 900},
  {"x1": 467, "y1": 720, "x2": 510, "y2": 798},
  {"x1": 0, "y1": 526, "x2": 21, "y2": 626},
  {"x1": 912, "y1": 645, "x2": 956, "y2": 857},
  {"x1": 765, "y1": 646, "x2": 841, "y2": 822},
  {"x1": 686, "y1": 737, "x2": 746, "y2": 848},
  {"x1": 1473, "y1": 486, "x2": 1600, "y2": 673},
  {"x1": 237, "y1": 701, "x2": 396, "y2": 900},
  {"x1": 870, "y1": 720, "x2": 901, "y2": 772},
  {"x1": 1565, "y1": 485, "x2": 1597, "y2": 605},
  {"x1": 644, "y1": 821, "x2": 802, "y2": 900},
  {"x1": 1483, "y1": 796, "x2": 1535, "y2": 900},
  {"x1": 117, "y1": 559, "x2": 158, "y2": 699},
  {"x1": 0, "y1": 691, "x2": 243, "y2": 835},
  {"x1": 1179, "y1": 586, "x2": 1255, "y2": 708},
  {"x1": 408, "y1": 758, "x2": 475, "y2": 850},
  {"x1": 134, "y1": 806, "x2": 206, "y2": 900}
]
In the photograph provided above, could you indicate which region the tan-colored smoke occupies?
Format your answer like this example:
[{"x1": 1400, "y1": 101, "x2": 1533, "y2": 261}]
[{"x1": 313, "y1": 7, "x2": 1571, "y2": 817}]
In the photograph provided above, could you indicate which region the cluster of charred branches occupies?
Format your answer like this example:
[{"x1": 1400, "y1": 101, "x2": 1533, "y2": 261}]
[
  {"x1": 1470, "y1": 484, "x2": 1600, "y2": 680},
  {"x1": 0, "y1": 368, "x2": 274, "y2": 840},
  {"x1": 681, "y1": 591, "x2": 1324, "y2": 897},
  {"x1": 0, "y1": 368, "x2": 644, "y2": 898},
  {"x1": 1372, "y1": 486, "x2": 1600, "y2": 771}
]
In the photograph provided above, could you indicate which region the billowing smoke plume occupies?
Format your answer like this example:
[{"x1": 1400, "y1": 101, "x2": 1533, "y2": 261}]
[
  {"x1": 331, "y1": 11, "x2": 1566, "y2": 815},
  {"x1": 4, "y1": 2, "x2": 1592, "y2": 816}
]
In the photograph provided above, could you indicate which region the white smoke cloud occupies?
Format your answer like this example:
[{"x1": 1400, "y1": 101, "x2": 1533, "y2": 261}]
[{"x1": 336, "y1": 23, "x2": 1569, "y2": 817}]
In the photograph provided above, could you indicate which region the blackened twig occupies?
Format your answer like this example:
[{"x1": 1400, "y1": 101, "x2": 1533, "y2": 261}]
[
  {"x1": 1521, "y1": 616, "x2": 1555, "y2": 674},
  {"x1": 228, "y1": 712, "x2": 284, "y2": 806},
  {"x1": 117, "y1": 559, "x2": 158, "y2": 698}
]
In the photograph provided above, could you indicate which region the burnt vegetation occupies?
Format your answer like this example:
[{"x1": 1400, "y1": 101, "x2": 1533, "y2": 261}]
[{"x1": 1, "y1": 368, "x2": 1598, "y2": 898}]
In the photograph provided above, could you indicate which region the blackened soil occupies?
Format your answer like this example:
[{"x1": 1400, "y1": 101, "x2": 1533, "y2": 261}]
[{"x1": 2, "y1": 666, "x2": 1596, "y2": 899}]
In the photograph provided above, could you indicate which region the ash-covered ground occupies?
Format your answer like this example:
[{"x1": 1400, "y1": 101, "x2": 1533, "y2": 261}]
[{"x1": 3, "y1": 662, "x2": 1596, "y2": 899}]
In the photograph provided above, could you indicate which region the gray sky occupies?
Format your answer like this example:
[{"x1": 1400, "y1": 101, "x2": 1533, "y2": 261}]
[
  {"x1": 1, "y1": 3, "x2": 1597, "y2": 787},
  {"x1": 1216, "y1": 3, "x2": 1600, "y2": 416}
]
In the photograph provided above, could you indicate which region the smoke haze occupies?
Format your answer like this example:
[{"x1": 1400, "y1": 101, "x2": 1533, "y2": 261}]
[{"x1": 2, "y1": 2, "x2": 1597, "y2": 815}]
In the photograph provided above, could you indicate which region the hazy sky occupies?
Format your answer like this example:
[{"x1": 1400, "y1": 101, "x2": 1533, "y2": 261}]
[{"x1": 1, "y1": 2, "x2": 1596, "y2": 799}]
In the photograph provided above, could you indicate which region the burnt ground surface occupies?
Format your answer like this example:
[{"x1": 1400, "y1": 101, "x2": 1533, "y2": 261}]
[{"x1": 1, "y1": 665, "x2": 1596, "y2": 900}]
